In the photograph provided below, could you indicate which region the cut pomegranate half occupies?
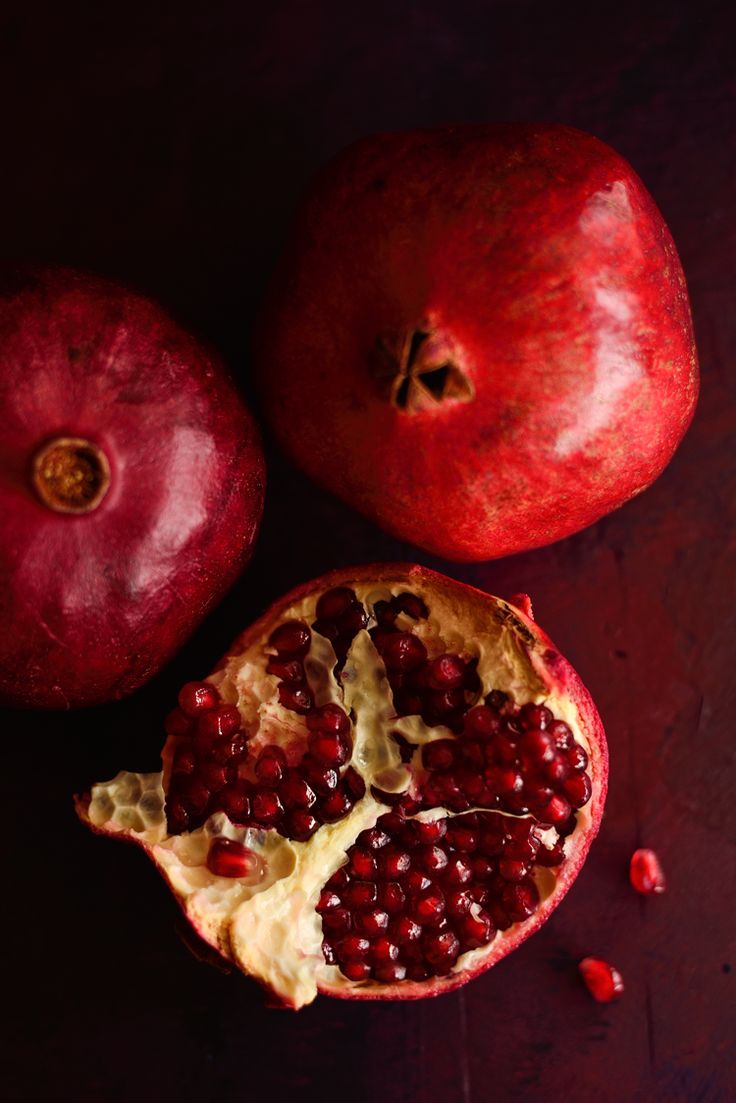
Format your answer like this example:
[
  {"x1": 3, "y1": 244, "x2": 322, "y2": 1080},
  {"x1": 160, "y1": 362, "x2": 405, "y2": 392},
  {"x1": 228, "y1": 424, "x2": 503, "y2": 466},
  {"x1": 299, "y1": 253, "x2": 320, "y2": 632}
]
[{"x1": 76, "y1": 565, "x2": 607, "y2": 1009}]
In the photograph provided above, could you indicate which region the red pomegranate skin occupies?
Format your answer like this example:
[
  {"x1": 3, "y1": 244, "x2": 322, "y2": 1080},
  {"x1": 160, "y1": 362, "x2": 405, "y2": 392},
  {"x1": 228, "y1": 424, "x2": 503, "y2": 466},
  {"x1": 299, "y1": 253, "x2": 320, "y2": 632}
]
[
  {"x1": 0, "y1": 266, "x2": 265, "y2": 709},
  {"x1": 258, "y1": 123, "x2": 699, "y2": 561}
]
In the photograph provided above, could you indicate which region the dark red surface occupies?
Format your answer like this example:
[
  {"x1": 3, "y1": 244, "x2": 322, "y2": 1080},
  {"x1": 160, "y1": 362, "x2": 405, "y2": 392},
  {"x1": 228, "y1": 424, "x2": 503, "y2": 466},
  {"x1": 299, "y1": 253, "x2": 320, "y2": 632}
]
[{"x1": 2, "y1": 3, "x2": 734, "y2": 1101}]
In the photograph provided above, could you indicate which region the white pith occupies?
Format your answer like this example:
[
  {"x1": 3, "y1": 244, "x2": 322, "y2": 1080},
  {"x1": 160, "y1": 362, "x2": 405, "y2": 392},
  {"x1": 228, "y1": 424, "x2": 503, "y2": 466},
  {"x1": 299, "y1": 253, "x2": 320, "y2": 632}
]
[{"x1": 83, "y1": 578, "x2": 596, "y2": 1010}]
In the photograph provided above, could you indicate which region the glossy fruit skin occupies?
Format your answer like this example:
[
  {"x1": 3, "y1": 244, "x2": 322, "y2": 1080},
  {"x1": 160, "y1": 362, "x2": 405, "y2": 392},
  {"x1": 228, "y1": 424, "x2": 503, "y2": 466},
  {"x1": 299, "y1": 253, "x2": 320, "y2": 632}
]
[
  {"x1": 257, "y1": 123, "x2": 699, "y2": 561},
  {"x1": 0, "y1": 265, "x2": 265, "y2": 708}
]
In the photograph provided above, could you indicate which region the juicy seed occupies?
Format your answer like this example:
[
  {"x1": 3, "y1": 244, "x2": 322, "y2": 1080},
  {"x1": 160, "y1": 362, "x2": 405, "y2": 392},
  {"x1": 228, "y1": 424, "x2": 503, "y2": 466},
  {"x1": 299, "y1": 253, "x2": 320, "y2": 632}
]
[
  {"x1": 320, "y1": 787, "x2": 354, "y2": 822},
  {"x1": 252, "y1": 789, "x2": 284, "y2": 824},
  {"x1": 427, "y1": 654, "x2": 466, "y2": 689},
  {"x1": 196, "y1": 704, "x2": 242, "y2": 741},
  {"x1": 316, "y1": 587, "x2": 358, "y2": 621},
  {"x1": 379, "y1": 632, "x2": 428, "y2": 673},
  {"x1": 423, "y1": 930, "x2": 460, "y2": 968},
  {"x1": 342, "y1": 960, "x2": 370, "y2": 981},
  {"x1": 278, "y1": 683, "x2": 314, "y2": 714},
  {"x1": 629, "y1": 848, "x2": 666, "y2": 894},
  {"x1": 287, "y1": 810, "x2": 320, "y2": 840},
  {"x1": 255, "y1": 745, "x2": 287, "y2": 786},
  {"x1": 372, "y1": 962, "x2": 407, "y2": 983},
  {"x1": 206, "y1": 838, "x2": 260, "y2": 879},
  {"x1": 308, "y1": 731, "x2": 351, "y2": 766},
  {"x1": 579, "y1": 958, "x2": 625, "y2": 1002},
  {"x1": 306, "y1": 703, "x2": 350, "y2": 735},
  {"x1": 178, "y1": 681, "x2": 219, "y2": 717},
  {"x1": 338, "y1": 935, "x2": 371, "y2": 961},
  {"x1": 268, "y1": 620, "x2": 311, "y2": 657},
  {"x1": 355, "y1": 908, "x2": 390, "y2": 937}
]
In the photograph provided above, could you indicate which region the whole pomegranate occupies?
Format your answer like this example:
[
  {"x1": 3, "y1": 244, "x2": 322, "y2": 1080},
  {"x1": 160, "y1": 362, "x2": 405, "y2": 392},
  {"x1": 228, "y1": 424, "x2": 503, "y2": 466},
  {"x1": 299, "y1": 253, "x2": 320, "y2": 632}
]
[
  {"x1": 257, "y1": 123, "x2": 698, "y2": 561},
  {"x1": 0, "y1": 266, "x2": 265, "y2": 708},
  {"x1": 78, "y1": 565, "x2": 607, "y2": 1008}
]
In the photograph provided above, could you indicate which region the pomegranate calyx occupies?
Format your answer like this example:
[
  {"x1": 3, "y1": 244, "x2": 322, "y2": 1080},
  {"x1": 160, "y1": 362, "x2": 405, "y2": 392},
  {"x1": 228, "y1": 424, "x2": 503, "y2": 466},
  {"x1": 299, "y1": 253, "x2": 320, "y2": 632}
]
[
  {"x1": 372, "y1": 327, "x2": 474, "y2": 412},
  {"x1": 31, "y1": 435, "x2": 111, "y2": 514}
]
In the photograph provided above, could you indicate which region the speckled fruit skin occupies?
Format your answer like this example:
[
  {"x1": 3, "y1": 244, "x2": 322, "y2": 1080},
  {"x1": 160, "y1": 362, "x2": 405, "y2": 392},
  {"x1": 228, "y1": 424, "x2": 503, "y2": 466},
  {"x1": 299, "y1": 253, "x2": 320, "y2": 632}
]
[
  {"x1": 0, "y1": 266, "x2": 265, "y2": 709},
  {"x1": 257, "y1": 123, "x2": 699, "y2": 561}
]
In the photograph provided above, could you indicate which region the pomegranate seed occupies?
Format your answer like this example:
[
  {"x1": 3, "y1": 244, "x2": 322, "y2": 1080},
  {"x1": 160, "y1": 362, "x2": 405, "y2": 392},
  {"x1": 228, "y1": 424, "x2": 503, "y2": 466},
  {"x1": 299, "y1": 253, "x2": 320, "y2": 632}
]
[
  {"x1": 426, "y1": 654, "x2": 465, "y2": 689},
  {"x1": 564, "y1": 772, "x2": 592, "y2": 808},
  {"x1": 391, "y1": 915, "x2": 422, "y2": 944},
  {"x1": 501, "y1": 879, "x2": 539, "y2": 921},
  {"x1": 355, "y1": 908, "x2": 390, "y2": 937},
  {"x1": 536, "y1": 840, "x2": 565, "y2": 866},
  {"x1": 349, "y1": 848, "x2": 378, "y2": 880},
  {"x1": 266, "y1": 656, "x2": 305, "y2": 682},
  {"x1": 308, "y1": 731, "x2": 351, "y2": 766},
  {"x1": 326, "y1": 867, "x2": 349, "y2": 891},
  {"x1": 359, "y1": 826, "x2": 390, "y2": 850},
  {"x1": 306, "y1": 703, "x2": 350, "y2": 735},
  {"x1": 317, "y1": 889, "x2": 341, "y2": 913},
  {"x1": 279, "y1": 771, "x2": 316, "y2": 809},
  {"x1": 196, "y1": 704, "x2": 241, "y2": 741},
  {"x1": 416, "y1": 845, "x2": 449, "y2": 873},
  {"x1": 380, "y1": 632, "x2": 428, "y2": 673},
  {"x1": 287, "y1": 810, "x2": 320, "y2": 840},
  {"x1": 255, "y1": 745, "x2": 287, "y2": 786},
  {"x1": 322, "y1": 908, "x2": 351, "y2": 936},
  {"x1": 394, "y1": 592, "x2": 429, "y2": 619},
  {"x1": 504, "y1": 825, "x2": 540, "y2": 863},
  {"x1": 320, "y1": 787, "x2": 353, "y2": 822},
  {"x1": 557, "y1": 812, "x2": 578, "y2": 837},
  {"x1": 179, "y1": 778, "x2": 210, "y2": 815},
  {"x1": 370, "y1": 937, "x2": 399, "y2": 963},
  {"x1": 498, "y1": 858, "x2": 530, "y2": 882},
  {"x1": 470, "y1": 855, "x2": 495, "y2": 880},
  {"x1": 537, "y1": 794, "x2": 572, "y2": 825},
  {"x1": 445, "y1": 823, "x2": 478, "y2": 852},
  {"x1": 301, "y1": 758, "x2": 339, "y2": 793},
  {"x1": 566, "y1": 743, "x2": 589, "y2": 771},
  {"x1": 485, "y1": 732, "x2": 517, "y2": 765},
  {"x1": 377, "y1": 812, "x2": 405, "y2": 834},
  {"x1": 548, "y1": 719, "x2": 573, "y2": 750},
  {"x1": 165, "y1": 707, "x2": 193, "y2": 737},
  {"x1": 407, "y1": 963, "x2": 430, "y2": 981},
  {"x1": 372, "y1": 962, "x2": 407, "y2": 983},
  {"x1": 178, "y1": 681, "x2": 219, "y2": 717},
  {"x1": 443, "y1": 855, "x2": 473, "y2": 885},
  {"x1": 206, "y1": 838, "x2": 259, "y2": 879},
  {"x1": 337, "y1": 935, "x2": 370, "y2": 961},
  {"x1": 343, "y1": 767, "x2": 366, "y2": 800},
  {"x1": 458, "y1": 911, "x2": 494, "y2": 949},
  {"x1": 344, "y1": 882, "x2": 378, "y2": 909},
  {"x1": 415, "y1": 817, "x2": 447, "y2": 843},
  {"x1": 216, "y1": 783, "x2": 251, "y2": 823},
  {"x1": 463, "y1": 705, "x2": 501, "y2": 739},
  {"x1": 519, "y1": 703, "x2": 552, "y2": 730},
  {"x1": 212, "y1": 731, "x2": 248, "y2": 764},
  {"x1": 446, "y1": 889, "x2": 473, "y2": 917},
  {"x1": 405, "y1": 870, "x2": 432, "y2": 895},
  {"x1": 579, "y1": 957, "x2": 624, "y2": 1002},
  {"x1": 487, "y1": 767, "x2": 523, "y2": 796},
  {"x1": 166, "y1": 797, "x2": 190, "y2": 833},
  {"x1": 518, "y1": 728, "x2": 555, "y2": 767},
  {"x1": 342, "y1": 960, "x2": 370, "y2": 981},
  {"x1": 629, "y1": 848, "x2": 666, "y2": 894},
  {"x1": 413, "y1": 888, "x2": 446, "y2": 926},
  {"x1": 373, "y1": 600, "x2": 396, "y2": 627},
  {"x1": 479, "y1": 820, "x2": 506, "y2": 856},
  {"x1": 172, "y1": 748, "x2": 197, "y2": 776},
  {"x1": 278, "y1": 682, "x2": 313, "y2": 714},
  {"x1": 268, "y1": 620, "x2": 311, "y2": 657},
  {"x1": 423, "y1": 930, "x2": 460, "y2": 967},
  {"x1": 322, "y1": 941, "x2": 337, "y2": 965},
  {"x1": 339, "y1": 605, "x2": 369, "y2": 634},
  {"x1": 380, "y1": 847, "x2": 411, "y2": 879},
  {"x1": 486, "y1": 689, "x2": 509, "y2": 711},
  {"x1": 316, "y1": 587, "x2": 358, "y2": 621},
  {"x1": 377, "y1": 882, "x2": 405, "y2": 913},
  {"x1": 543, "y1": 754, "x2": 570, "y2": 785},
  {"x1": 422, "y1": 739, "x2": 457, "y2": 771},
  {"x1": 523, "y1": 783, "x2": 554, "y2": 811},
  {"x1": 199, "y1": 762, "x2": 231, "y2": 792},
  {"x1": 252, "y1": 789, "x2": 284, "y2": 824}
]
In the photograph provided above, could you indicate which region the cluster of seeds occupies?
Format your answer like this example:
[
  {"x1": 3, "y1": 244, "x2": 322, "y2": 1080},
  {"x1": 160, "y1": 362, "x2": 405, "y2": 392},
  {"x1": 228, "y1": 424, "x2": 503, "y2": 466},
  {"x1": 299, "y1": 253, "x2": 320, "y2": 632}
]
[
  {"x1": 418, "y1": 696, "x2": 591, "y2": 830},
  {"x1": 163, "y1": 584, "x2": 595, "y2": 987},
  {"x1": 164, "y1": 680, "x2": 364, "y2": 840},
  {"x1": 319, "y1": 809, "x2": 563, "y2": 983}
]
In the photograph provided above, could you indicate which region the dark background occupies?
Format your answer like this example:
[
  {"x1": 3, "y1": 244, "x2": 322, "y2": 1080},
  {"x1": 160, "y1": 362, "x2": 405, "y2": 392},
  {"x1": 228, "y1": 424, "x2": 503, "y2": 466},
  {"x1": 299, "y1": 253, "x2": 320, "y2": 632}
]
[{"x1": 3, "y1": 2, "x2": 734, "y2": 1100}]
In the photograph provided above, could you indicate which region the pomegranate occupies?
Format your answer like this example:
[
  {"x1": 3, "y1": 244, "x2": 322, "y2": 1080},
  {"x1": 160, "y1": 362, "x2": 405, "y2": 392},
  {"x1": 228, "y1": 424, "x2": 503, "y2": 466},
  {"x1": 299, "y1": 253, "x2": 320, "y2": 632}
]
[
  {"x1": 77, "y1": 565, "x2": 607, "y2": 1009},
  {"x1": 630, "y1": 848, "x2": 666, "y2": 894},
  {"x1": 0, "y1": 265, "x2": 265, "y2": 708},
  {"x1": 579, "y1": 957, "x2": 624, "y2": 1003},
  {"x1": 257, "y1": 123, "x2": 698, "y2": 561}
]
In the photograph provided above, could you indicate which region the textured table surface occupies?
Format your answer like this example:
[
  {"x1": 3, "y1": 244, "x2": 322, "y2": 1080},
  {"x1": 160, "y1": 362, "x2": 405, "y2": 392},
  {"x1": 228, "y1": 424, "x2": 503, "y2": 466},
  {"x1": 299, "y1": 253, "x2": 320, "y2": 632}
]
[{"x1": 3, "y1": 3, "x2": 734, "y2": 1101}]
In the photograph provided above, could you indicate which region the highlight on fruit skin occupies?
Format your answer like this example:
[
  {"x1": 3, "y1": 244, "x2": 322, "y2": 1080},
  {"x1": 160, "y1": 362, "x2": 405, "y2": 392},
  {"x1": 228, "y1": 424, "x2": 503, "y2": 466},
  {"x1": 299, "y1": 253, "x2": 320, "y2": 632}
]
[
  {"x1": 77, "y1": 565, "x2": 608, "y2": 1009},
  {"x1": 629, "y1": 848, "x2": 666, "y2": 894},
  {"x1": 257, "y1": 122, "x2": 699, "y2": 561},
  {"x1": 578, "y1": 957, "x2": 625, "y2": 1003}
]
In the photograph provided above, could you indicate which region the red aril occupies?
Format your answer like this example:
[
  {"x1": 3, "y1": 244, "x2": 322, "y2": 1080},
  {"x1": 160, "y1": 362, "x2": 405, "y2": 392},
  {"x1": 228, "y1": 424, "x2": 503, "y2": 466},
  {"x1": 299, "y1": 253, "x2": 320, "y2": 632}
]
[
  {"x1": 77, "y1": 564, "x2": 607, "y2": 1009},
  {"x1": 630, "y1": 848, "x2": 666, "y2": 894},
  {"x1": 579, "y1": 957, "x2": 625, "y2": 1003},
  {"x1": 0, "y1": 265, "x2": 265, "y2": 708},
  {"x1": 257, "y1": 124, "x2": 698, "y2": 561}
]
